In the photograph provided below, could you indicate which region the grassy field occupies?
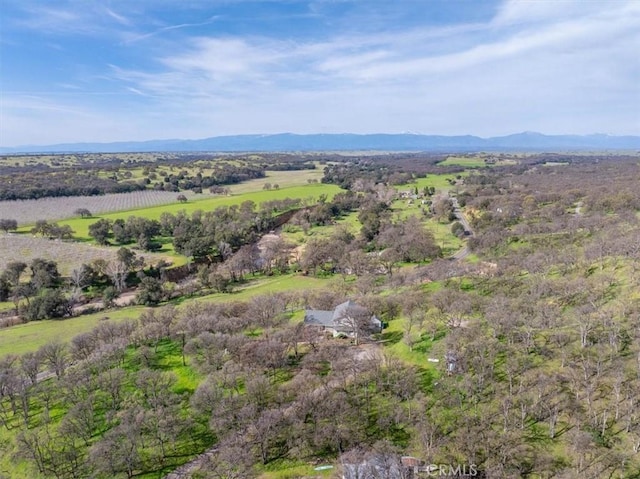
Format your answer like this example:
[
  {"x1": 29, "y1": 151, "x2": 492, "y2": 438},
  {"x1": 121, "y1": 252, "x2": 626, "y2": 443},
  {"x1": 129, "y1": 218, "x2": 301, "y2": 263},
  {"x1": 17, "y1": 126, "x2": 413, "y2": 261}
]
[
  {"x1": 173, "y1": 273, "x2": 331, "y2": 307},
  {"x1": 279, "y1": 172, "x2": 466, "y2": 257},
  {"x1": 438, "y1": 156, "x2": 488, "y2": 167},
  {"x1": 0, "y1": 273, "x2": 331, "y2": 358},
  {"x1": 437, "y1": 156, "x2": 518, "y2": 168},
  {"x1": 0, "y1": 307, "x2": 145, "y2": 357},
  {"x1": 382, "y1": 315, "x2": 443, "y2": 371},
  {"x1": 8, "y1": 183, "x2": 341, "y2": 266},
  {"x1": 395, "y1": 172, "x2": 465, "y2": 191},
  {"x1": 43, "y1": 183, "x2": 341, "y2": 242},
  {"x1": 257, "y1": 459, "x2": 335, "y2": 478},
  {"x1": 228, "y1": 167, "x2": 324, "y2": 193},
  {"x1": 7, "y1": 169, "x2": 329, "y2": 229}
]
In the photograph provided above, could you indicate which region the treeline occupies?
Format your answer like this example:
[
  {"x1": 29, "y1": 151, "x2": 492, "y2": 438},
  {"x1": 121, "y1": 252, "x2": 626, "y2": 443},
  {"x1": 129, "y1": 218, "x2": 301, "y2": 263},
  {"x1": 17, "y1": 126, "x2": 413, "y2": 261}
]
[
  {"x1": 141, "y1": 163, "x2": 266, "y2": 193},
  {"x1": 200, "y1": 192, "x2": 442, "y2": 291},
  {"x1": 0, "y1": 258, "x2": 70, "y2": 320},
  {"x1": 87, "y1": 198, "x2": 305, "y2": 258},
  {"x1": 0, "y1": 154, "x2": 319, "y2": 200},
  {"x1": 322, "y1": 161, "x2": 417, "y2": 189},
  {"x1": 0, "y1": 247, "x2": 154, "y2": 321},
  {"x1": 0, "y1": 170, "x2": 145, "y2": 201}
]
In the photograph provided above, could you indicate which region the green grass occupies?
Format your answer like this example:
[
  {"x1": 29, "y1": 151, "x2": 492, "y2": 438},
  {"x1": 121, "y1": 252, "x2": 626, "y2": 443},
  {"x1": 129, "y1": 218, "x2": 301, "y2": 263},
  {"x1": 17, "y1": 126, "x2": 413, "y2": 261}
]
[
  {"x1": 186, "y1": 273, "x2": 331, "y2": 305},
  {"x1": 152, "y1": 340, "x2": 203, "y2": 394},
  {"x1": 0, "y1": 426, "x2": 45, "y2": 479},
  {"x1": 0, "y1": 307, "x2": 144, "y2": 357},
  {"x1": 382, "y1": 317, "x2": 443, "y2": 369},
  {"x1": 36, "y1": 183, "x2": 340, "y2": 244},
  {"x1": 257, "y1": 458, "x2": 335, "y2": 478},
  {"x1": 282, "y1": 210, "x2": 362, "y2": 245},
  {"x1": 389, "y1": 199, "x2": 464, "y2": 257},
  {"x1": 0, "y1": 273, "x2": 330, "y2": 358},
  {"x1": 0, "y1": 337, "x2": 212, "y2": 479},
  {"x1": 11, "y1": 183, "x2": 342, "y2": 265},
  {"x1": 0, "y1": 301, "x2": 14, "y2": 313},
  {"x1": 395, "y1": 172, "x2": 466, "y2": 191},
  {"x1": 438, "y1": 156, "x2": 488, "y2": 168}
]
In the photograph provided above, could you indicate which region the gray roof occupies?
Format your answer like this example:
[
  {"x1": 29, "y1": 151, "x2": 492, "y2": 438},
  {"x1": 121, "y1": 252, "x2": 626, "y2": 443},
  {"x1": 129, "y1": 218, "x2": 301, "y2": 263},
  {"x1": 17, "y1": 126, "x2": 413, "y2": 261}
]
[
  {"x1": 304, "y1": 309, "x2": 335, "y2": 327},
  {"x1": 304, "y1": 300, "x2": 382, "y2": 333},
  {"x1": 332, "y1": 300, "x2": 365, "y2": 321}
]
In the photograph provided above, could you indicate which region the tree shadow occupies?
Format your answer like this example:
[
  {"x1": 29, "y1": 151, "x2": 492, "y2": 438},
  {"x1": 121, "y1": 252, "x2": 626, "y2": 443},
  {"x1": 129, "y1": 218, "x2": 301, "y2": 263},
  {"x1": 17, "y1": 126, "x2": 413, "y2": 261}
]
[{"x1": 379, "y1": 330, "x2": 403, "y2": 345}]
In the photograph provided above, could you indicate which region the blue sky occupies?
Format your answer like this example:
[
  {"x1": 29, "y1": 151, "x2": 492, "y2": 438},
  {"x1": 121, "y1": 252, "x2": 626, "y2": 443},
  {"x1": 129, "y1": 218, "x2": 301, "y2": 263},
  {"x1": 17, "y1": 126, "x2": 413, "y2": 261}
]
[{"x1": 1, "y1": 0, "x2": 638, "y2": 146}]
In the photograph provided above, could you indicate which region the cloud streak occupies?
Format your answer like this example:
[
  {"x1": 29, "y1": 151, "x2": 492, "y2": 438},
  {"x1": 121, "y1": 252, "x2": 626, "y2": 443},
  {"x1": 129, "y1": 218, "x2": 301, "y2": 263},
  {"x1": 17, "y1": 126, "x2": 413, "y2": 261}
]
[{"x1": 1, "y1": 0, "x2": 638, "y2": 146}]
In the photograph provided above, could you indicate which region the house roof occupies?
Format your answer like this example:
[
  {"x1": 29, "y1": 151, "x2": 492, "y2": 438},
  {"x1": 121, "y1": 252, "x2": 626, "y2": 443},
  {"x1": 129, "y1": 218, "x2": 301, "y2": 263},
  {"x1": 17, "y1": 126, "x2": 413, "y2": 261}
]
[
  {"x1": 304, "y1": 309, "x2": 335, "y2": 327},
  {"x1": 304, "y1": 300, "x2": 382, "y2": 333},
  {"x1": 332, "y1": 300, "x2": 364, "y2": 321}
]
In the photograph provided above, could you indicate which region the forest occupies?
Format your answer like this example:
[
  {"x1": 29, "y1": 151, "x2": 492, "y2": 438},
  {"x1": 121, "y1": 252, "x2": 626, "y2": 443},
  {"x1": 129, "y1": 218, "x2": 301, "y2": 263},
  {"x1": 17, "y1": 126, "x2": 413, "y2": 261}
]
[{"x1": 1, "y1": 152, "x2": 640, "y2": 478}]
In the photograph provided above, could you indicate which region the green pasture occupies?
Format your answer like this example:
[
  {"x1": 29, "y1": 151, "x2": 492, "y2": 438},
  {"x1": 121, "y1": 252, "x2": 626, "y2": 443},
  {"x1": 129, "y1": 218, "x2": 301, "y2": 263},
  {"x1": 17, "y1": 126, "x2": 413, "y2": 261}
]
[
  {"x1": 0, "y1": 273, "x2": 330, "y2": 358},
  {"x1": 11, "y1": 183, "x2": 342, "y2": 263},
  {"x1": 281, "y1": 210, "x2": 362, "y2": 245},
  {"x1": 48, "y1": 183, "x2": 341, "y2": 241},
  {"x1": 395, "y1": 172, "x2": 466, "y2": 191},
  {"x1": 0, "y1": 307, "x2": 145, "y2": 357},
  {"x1": 438, "y1": 156, "x2": 488, "y2": 167}
]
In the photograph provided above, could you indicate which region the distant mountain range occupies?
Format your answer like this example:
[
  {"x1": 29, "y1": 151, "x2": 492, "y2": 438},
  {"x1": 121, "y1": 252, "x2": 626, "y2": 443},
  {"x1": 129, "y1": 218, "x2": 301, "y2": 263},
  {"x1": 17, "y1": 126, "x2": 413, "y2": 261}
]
[{"x1": 1, "y1": 132, "x2": 639, "y2": 154}]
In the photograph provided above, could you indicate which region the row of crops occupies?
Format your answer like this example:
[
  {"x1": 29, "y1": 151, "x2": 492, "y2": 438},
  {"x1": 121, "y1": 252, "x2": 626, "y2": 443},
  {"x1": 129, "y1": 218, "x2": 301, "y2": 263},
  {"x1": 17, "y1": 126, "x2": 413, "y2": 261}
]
[{"x1": 0, "y1": 190, "x2": 200, "y2": 225}]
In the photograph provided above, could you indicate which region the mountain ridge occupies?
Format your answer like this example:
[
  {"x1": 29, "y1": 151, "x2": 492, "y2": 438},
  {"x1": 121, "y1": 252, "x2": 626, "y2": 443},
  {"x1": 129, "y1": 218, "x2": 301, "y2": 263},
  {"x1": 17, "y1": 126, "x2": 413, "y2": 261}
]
[{"x1": 1, "y1": 132, "x2": 639, "y2": 154}]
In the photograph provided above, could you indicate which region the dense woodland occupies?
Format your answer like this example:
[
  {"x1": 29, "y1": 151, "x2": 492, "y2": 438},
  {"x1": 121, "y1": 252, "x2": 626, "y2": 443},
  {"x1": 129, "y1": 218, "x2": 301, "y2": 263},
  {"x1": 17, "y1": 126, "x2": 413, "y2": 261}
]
[{"x1": 2, "y1": 153, "x2": 640, "y2": 478}]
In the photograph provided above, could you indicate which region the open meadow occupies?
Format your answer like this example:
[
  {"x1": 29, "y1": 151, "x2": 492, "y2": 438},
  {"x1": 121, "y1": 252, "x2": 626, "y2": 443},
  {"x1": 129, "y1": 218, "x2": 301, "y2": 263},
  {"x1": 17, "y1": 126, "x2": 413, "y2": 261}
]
[{"x1": 227, "y1": 167, "x2": 324, "y2": 193}]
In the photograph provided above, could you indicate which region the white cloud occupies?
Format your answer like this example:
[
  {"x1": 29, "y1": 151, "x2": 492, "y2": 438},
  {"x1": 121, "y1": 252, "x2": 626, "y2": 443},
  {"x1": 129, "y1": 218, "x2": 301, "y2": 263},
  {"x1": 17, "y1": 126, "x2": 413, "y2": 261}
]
[{"x1": 2, "y1": 0, "x2": 639, "y2": 145}]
